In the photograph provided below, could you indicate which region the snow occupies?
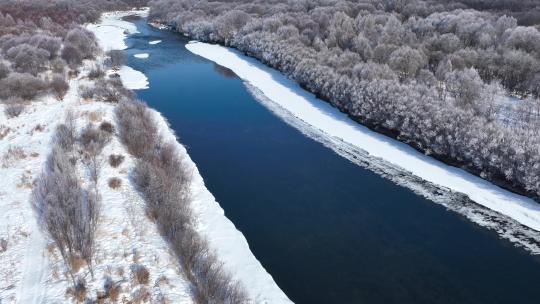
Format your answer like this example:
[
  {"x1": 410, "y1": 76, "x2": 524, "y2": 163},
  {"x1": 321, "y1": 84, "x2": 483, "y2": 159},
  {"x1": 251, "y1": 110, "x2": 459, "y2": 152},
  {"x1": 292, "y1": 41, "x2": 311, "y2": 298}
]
[
  {"x1": 87, "y1": 11, "x2": 292, "y2": 303},
  {"x1": 0, "y1": 76, "x2": 82, "y2": 303},
  {"x1": 110, "y1": 66, "x2": 149, "y2": 90},
  {"x1": 149, "y1": 40, "x2": 162, "y2": 45},
  {"x1": 0, "y1": 61, "x2": 193, "y2": 303},
  {"x1": 186, "y1": 41, "x2": 540, "y2": 238},
  {"x1": 134, "y1": 53, "x2": 149, "y2": 59}
]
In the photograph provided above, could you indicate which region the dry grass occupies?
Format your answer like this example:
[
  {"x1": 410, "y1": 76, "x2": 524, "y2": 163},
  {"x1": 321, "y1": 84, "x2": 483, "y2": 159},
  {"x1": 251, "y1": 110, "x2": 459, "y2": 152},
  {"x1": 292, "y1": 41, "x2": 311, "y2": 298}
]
[
  {"x1": 99, "y1": 121, "x2": 114, "y2": 134},
  {"x1": 104, "y1": 277, "x2": 122, "y2": 302},
  {"x1": 0, "y1": 125, "x2": 11, "y2": 140},
  {"x1": 66, "y1": 277, "x2": 87, "y2": 303},
  {"x1": 88, "y1": 111, "x2": 103, "y2": 123},
  {"x1": 0, "y1": 238, "x2": 7, "y2": 253},
  {"x1": 131, "y1": 264, "x2": 150, "y2": 285},
  {"x1": 131, "y1": 286, "x2": 151, "y2": 304},
  {"x1": 69, "y1": 255, "x2": 87, "y2": 273},
  {"x1": 17, "y1": 170, "x2": 34, "y2": 189},
  {"x1": 2, "y1": 146, "x2": 27, "y2": 168},
  {"x1": 108, "y1": 177, "x2": 122, "y2": 189}
]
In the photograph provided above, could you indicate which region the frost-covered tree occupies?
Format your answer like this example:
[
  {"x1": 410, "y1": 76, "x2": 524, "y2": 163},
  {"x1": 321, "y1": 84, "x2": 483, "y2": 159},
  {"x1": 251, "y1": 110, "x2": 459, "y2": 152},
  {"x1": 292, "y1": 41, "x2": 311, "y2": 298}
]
[{"x1": 148, "y1": 0, "x2": 540, "y2": 198}]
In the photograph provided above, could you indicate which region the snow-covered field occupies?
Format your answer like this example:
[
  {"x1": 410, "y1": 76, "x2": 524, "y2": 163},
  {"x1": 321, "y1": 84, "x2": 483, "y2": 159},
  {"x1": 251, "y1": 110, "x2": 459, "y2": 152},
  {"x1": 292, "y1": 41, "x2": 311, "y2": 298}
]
[
  {"x1": 0, "y1": 61, "x2": 193, "y2": 302},
  {"x1": 87, "y1": 10, "x2": 292, "y2": 303},
  {"x1": 186, "y1": 41, "x2": 540, "y2": 253}
]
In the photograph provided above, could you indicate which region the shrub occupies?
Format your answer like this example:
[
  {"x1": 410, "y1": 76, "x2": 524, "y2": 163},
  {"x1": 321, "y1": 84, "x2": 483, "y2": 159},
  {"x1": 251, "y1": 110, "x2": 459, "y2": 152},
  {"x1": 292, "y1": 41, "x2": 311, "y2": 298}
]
[
  {"x1": 33, "y1": 122, "x2": 100, "y2": 279},
  {"x1": 99, "y1": 121, "x2": 114, "y2": 134},
  {"x1": 131, "y1": 264, "x2": 150, "y2": 285},
  {"x1": 107, "y1": 50, "x2": 125, "y2": 70},
  {"x1": 50, "y1": 73, "x2": 69, "y2": 100},
  {"x1": 115, "y1": 99, "x2": 157, "y2": 158},
  {"x1": 61, "y1": 43, "x2": 83, "y2": 68},
  {"x1": 54, "y1": 112, "x2": 76, "y2": 151},
  {"x1": 79, "y1": 85, "x2": 95, "y2": 100},
  {"x1": 64, "y1": 27, "x2": 98, "y2": 60},
  {"x1": 50, "y1": 58, "x2": 66, "y2": 74},
  {"x1": 0, "y1": 238, "x2": 7, "y2": 253},
  {"x1": 0, "y1": 61, "x2": 10, "y2": 79},
  {"x1": 6, "y1": 43, "x2": 49, "y2": 75},
  {"x1": 108, "y1": 177, "x2": 122, "y2": 189},
  {"x1": 88, "y1": 67, "x2": 104, "y2": 79},
  {"x1": 80, "y1": 124, "x2": 111, "y2": 155},
  {"x1": 67, "y1": 277, "x2": 87, "y2": 302},
  {"x1": 103, "y1": 277, "x2": 121, "y2": 301},
  {"x1": 109, "y1": 154, "x2": 125, "y2": 168},
  {"x1": 0, "y1": 72, "x2": 46, "y2": 100},
  {"x1": 4, "y1": 103, "x2": 25, "y2": 118}
]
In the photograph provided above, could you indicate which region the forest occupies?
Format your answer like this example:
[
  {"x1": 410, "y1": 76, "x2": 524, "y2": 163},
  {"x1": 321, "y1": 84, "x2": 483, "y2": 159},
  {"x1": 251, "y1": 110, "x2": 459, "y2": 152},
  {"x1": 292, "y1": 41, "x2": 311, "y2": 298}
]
[{"x1": 148, "y1": 0, "x2": 540, "y2": 200}]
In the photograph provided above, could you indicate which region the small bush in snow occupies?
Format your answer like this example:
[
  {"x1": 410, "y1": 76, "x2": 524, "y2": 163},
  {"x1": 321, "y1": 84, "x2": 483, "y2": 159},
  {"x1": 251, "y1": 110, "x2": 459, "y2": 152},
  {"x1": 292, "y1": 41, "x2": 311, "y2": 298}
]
[
  {"x1": 115, "y1": 99, "x2": 157, "y2": 158},
  {"x1": 131, "y1": 264, "x2": 150, "y2": 285},
  {"x1": 0, "y1": 238, "x2": 7, "y2": 252},
  {"x1": 66, "y1": 277, "x2": 87, "y2": 302},
  {"x1": 88, "y1": 67, "x2": 105, "y2": 79},
  {"x1": 103, "y1": 277, "x2": 121, "y2": 301},
  {"x1": 108, "y1": 177, "x2": 122, "y2": 189},
  {"x1": 33, "y1": 122, "x2": 100, "y2": 280},
  {"x1": 99, "y1": 121, "x2": 114, "y2": 134},
  {"x1": 49, "y1": 73, "x2": 69, "y2": 100},
  {"x1": 4, "y1": 102, "x2": 25, "y2": 118},
  {"x1": 80, "y1": 124, "x2": 111, "y2": 156},
  {"x1": 0, "y1": 72, "x2": 46, "y2": 100},
  {"x1": 109, "y1": 154, "x2": 125, "y2": 168},
  {"x1": 79, "y1": 85, "x2": 96, "y2": 100},
  {"x1": 107, "y1": 50, "x2": 125, "y2": 70},
  {"x1": 0, "y1": 61, "x2": 10, "y2": 79}
]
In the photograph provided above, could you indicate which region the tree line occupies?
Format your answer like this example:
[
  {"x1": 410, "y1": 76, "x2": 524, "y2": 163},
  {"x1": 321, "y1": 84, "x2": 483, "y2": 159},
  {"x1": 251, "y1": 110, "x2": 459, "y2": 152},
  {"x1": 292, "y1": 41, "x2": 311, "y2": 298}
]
[{"x1": 149, "y1": 0, "x2": 540, "y2": 199}]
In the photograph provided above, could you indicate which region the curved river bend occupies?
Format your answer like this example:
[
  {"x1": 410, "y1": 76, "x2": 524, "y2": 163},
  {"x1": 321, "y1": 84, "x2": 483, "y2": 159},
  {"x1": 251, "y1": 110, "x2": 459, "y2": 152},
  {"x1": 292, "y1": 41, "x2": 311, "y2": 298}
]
[{"x1": 125, "y1": 18, "x2": 540, "y2": 304}]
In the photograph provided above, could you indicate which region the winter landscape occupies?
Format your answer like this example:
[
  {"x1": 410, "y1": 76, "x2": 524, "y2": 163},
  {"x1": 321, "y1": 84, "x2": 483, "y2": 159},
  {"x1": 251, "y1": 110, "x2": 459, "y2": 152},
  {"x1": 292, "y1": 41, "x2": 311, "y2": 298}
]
[{"x1": 1, "y1": 0, "x2": 540, "y2": 303}]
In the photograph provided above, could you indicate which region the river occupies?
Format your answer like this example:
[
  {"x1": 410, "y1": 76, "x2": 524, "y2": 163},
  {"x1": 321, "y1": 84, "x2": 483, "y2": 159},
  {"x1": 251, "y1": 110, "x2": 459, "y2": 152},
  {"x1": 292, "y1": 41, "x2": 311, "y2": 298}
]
[{"x1": 124, "y1": 17, "x2": 540, "y2": 304}]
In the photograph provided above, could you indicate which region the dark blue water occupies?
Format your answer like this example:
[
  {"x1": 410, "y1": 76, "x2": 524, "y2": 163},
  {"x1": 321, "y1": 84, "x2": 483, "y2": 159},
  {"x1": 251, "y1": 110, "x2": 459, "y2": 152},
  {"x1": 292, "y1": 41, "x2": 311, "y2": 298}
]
[{"x1": 125, "y1": 18, "x2": 540, "y2": 304}]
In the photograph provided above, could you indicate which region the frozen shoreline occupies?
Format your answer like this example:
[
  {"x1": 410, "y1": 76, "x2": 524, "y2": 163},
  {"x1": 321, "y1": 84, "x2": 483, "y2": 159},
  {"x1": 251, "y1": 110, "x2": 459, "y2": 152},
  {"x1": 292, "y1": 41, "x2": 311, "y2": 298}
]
[
  {"x1": 89, "y1": 11, "x2": 292, "y2": 303},
  {"x1": 87, "y1": 10, "x2": 149, "y2": 90},
  {"x1": 186, "y1": 41, "x2": 540, "y2": 251}
]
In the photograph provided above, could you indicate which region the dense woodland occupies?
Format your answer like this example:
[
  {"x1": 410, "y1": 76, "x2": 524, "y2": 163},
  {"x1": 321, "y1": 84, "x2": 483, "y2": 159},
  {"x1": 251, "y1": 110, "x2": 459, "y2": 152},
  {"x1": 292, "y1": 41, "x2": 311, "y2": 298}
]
[{"x1": 148, "y1": 0, "x2": 540, "y2": 199}]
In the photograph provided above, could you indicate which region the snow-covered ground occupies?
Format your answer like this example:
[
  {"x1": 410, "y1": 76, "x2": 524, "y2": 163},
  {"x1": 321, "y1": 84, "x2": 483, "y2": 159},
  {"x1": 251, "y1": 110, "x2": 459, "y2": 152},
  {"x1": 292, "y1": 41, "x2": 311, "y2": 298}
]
[
  {"x1": 108, "y1": 66, "x2": 149, "y2": 90},
  {"x1": 87, "y1": 10, "x2": 292, "y2": 303},
  {"x1": 0, "y1": 80, "x2": 74, "y2": 304},
  {"x1": 186, "y1": 41, "x2": 540, "y2": 253},
  {"x1": 0, "y1": 61, "x2": 193, "y2": 302}
]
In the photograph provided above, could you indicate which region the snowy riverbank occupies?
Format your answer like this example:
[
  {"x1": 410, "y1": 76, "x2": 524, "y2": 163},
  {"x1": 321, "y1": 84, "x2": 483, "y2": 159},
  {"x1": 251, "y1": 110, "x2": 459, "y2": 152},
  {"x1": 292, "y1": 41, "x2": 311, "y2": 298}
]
[
  {"x1": 89, "y1": 10, "x2": 292, "y2": 303},
  {"x1": 87, "y1": 10, "x2": 149, "y2": 90},
  {"x1": 186, "y1": 41, "x2": 540, "y2": 253}
]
